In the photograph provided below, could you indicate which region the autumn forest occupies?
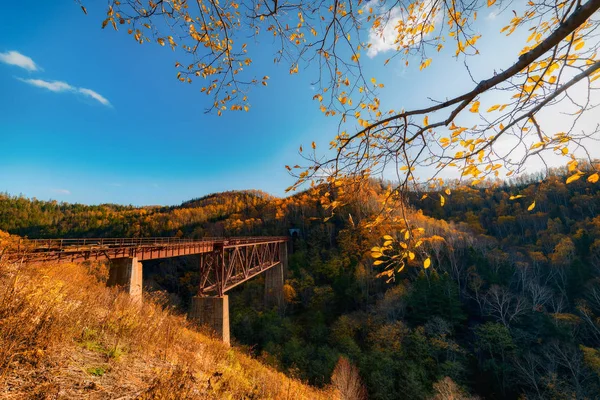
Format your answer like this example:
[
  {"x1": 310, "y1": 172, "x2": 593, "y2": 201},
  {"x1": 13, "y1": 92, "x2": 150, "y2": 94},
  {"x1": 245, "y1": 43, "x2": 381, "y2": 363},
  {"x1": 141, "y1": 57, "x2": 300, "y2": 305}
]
[
  {"x1": 2, "y1": 166, "x2": 600, "y2": 399},
  {"x1": 3, "y1": 0, "x2": 600, "y2": 398}
]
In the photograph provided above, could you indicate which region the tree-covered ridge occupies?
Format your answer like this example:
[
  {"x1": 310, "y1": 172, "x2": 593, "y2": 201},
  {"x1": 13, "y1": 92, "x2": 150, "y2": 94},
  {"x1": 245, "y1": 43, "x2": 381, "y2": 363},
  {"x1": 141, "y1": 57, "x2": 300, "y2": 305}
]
[
  {"x1": 2, "y1": 171, "x2": 600, "y2": 399},
  {"x1": 0, "y1": 190, "x2": 278, "y2": 238}
]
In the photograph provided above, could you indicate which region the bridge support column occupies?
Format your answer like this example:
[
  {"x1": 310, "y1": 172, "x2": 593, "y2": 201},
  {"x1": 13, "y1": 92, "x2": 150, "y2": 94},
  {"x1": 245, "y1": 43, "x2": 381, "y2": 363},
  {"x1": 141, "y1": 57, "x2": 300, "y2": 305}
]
[
  {"x1": 265, "y1": 244, "x2": 287, "y2": 309},
  {"x1": 190, "y1": 295, "x2": 230, "y2": 345},
  {"x1": 107, "y1": 257, "x2": 143, "y2": 303}
]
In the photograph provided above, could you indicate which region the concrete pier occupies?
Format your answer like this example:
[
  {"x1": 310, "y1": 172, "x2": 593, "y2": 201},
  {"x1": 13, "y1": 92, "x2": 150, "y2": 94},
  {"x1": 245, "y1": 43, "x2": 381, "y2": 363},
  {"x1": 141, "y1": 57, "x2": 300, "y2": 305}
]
[
  {"x1": 264, "y1": 263, "x2": 284, "y2": 308},
  {"x1": 190, "y1": 295, "x2": 230, "y2": 345},
  {"x1": 264, "y1": 244, "x2": 288, "y2": 309},
  {"x1": 107, "y1": 257, "x2": 143, "y2": 302}
]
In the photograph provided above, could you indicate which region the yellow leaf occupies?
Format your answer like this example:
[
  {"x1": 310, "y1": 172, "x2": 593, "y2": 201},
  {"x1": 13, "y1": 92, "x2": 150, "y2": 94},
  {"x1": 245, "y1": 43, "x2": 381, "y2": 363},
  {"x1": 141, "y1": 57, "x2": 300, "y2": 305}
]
[
  {"x1": 588, "y1": 173, "x2": 599, "y2": 183},
  {"x1": 408, "y1": 251, "x2": 415, "y2": 260},
  {"x1": 528, "y1": 201, "x2": 536, "y2": 211},
  {"x1": 371, "y1": 252, "x2": 383, "y2": 259},
  {"x1": 370, "y1": 77, "x2": 376, "y2": 85},
  {"x1": 423, "y1": 116, "x2": 429, "y2": 126},
  {"x1": 574, "y1": 39, "x2": 585, "y2": 51},
  {"x1": 419, "y1": 58, "x2": 432, "y2": 70},
  {"x1": 566, "y1": 173, "x2": 582, "y2": 184},
  {"x1": 487, "y1": 0, "x2": 496, "y2": 6},
  {"x1": 383, "y1": 235, "x2": 394, "y2": 241},
  {"x1": 567, "y1": 160, "x2": 578, "y2": 172},
  {"x1": 509, "y1": 194, "x2": 525, "y2": 200},
  {"x1": 445, "y1": 189, "x2": 451, "y2": 195},
  {"x1": 487, "y1": 104, "x2": 500, "y2": 112},
  {"x1": 311, "y1": 141, "x2": 316, "y2": 150},
  {"x1": 373, "y1": 260, "x2": 384, "y2": 266},
  {"x1": 440, "y1": 194, "x2": 445, "y2": 206},
  {"x1": 469, "y1": 101, "x2": 480, "y2": 113},
  {"x1": 424, "y1": 258, "x2": 431, "y2": 269},
  {"x1": 531, "y1": 142, "x2": 544, "y2": 150}
]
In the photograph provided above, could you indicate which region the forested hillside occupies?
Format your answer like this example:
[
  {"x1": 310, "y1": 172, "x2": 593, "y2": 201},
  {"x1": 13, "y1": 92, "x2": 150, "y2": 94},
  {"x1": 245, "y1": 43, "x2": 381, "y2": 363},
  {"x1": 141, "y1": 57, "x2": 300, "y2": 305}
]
[{"x1": 2, "y1": 169, "x2": 600, "y2": 399}]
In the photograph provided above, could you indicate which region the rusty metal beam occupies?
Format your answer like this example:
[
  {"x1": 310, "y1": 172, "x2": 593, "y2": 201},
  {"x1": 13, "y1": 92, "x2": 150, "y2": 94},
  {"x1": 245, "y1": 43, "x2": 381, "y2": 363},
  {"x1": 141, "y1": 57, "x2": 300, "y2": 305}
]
[
  {"x1": 11, "y1": 236, "x2": 288, "y2": 297},
  {"x1": 13, "y1": 237, "x2": 287, "y2": 263},
  {"x1": 197, "y1": 241, "x2": 284, "y2": 296}
]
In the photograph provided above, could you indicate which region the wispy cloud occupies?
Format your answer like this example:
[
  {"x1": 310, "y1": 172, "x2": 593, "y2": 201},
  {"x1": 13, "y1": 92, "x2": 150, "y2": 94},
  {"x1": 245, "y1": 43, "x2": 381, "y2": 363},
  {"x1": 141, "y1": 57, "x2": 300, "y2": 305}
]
[
  {"x1": 487, "y1": 11, "x2": 498, "y2": 20},
  {"x1": 20, "y1": 78, "x2": 72, "y2": 92},
  {"x1": 18, "y1": 78, "x2": 111, "y2": 107},
  {"x1": 366, "y1": 0, "x2": 437, "y2": 58},
  {"x1": 0, "y1": 50, "x2": 39, "y2": 71},
  {"x1": 52, "y1": 189, "x2": 71, "y2": 195},
  {"x1": 78, "y1": 88, "x2": 111, "y2": 106}
]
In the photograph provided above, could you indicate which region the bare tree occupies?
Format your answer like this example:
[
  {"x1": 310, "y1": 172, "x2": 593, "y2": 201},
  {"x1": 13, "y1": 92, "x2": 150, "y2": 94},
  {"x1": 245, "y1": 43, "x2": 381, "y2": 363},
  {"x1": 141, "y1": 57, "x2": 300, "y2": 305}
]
[
  {"x1": 331, "y1": 356, "x2": 367, "y2": 400},
  {"x1": 430, "y1": 376, "x2": 479, "y2": 400},
  {"x1": 543, "y1": 341, "x2": 596, "y2": 398},
  {"x1": 547, "y1": 293, "x2": 568, "y2": 313},
  {"x1": 513, "y1": 352, "x2": 545, "y2": 399},
  {"x1": 484, "y1": 285, "x2": 529, "y2": 327},
  {"x1": 527, "y1": 282, "x2": 554, "y2": 312}
]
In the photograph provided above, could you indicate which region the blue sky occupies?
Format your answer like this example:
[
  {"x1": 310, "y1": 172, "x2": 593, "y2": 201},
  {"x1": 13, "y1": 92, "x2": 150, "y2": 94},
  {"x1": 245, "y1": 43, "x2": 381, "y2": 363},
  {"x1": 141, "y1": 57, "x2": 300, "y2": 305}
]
[
  {"x1": 1, "y1": 1, "x2": 593, "y2": 205},
  {"x1": 0, "y1": 1, "x2": 337, "y2": 205}
]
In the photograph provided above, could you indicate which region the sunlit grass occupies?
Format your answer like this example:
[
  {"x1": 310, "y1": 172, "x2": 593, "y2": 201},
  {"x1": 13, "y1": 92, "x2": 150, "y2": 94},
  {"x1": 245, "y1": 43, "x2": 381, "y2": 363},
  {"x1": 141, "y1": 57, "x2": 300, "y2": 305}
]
[{"x1": 0, "y1": 257, "x2": 335, "y2": 399}]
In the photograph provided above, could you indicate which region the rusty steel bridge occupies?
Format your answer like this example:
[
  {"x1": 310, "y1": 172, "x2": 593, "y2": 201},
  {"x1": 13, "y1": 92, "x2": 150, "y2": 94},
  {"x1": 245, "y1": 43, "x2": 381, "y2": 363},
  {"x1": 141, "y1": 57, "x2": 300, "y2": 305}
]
[
  {"x1": 13, "y1": 236, "x2": 289, "y2": 344},
  {"x1": 15, "y1": 236, "x2": 288, "y2": 298}
]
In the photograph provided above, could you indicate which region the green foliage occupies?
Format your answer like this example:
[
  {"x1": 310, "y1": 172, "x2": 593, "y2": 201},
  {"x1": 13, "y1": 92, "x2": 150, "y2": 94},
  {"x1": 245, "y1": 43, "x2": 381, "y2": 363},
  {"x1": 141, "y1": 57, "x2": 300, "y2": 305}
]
[
  {"x1": 4, "y1": 169, "x2": 600, "y2": 399},
  {"x1": 86, "y1": 366, "x2": 107, "y2": 376},
  {"x1": 406, "y1": 271, "x2": 466, "y2": 327}
]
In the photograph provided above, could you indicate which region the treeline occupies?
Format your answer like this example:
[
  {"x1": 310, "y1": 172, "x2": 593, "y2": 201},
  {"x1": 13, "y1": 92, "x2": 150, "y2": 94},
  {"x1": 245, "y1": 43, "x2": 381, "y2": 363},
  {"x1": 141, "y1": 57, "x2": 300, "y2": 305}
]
[{"x1": 1, "y1": 171, "x2": 600, "y2": 399}]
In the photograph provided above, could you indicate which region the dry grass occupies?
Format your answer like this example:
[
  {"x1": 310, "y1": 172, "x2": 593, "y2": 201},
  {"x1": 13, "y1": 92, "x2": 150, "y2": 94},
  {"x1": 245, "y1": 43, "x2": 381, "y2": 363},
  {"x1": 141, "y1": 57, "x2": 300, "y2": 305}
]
[{"x1": 0, "y1": 256, "x2": 334, "y2": 399}]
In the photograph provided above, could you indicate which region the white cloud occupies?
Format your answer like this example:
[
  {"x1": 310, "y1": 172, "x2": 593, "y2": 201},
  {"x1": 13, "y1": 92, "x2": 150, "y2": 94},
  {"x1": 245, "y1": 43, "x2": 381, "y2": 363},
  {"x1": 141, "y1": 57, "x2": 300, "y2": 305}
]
[
  {"x1": 366, "y1": 0, "x2": 437, "y2": 58},
  {"x1": 20, "y1": 78, "x2": 73, "y2": 92},
  {"x1": 18, "y1": 78, "x2": 111, "y2": 107},
  {"x1": 0, "y1": 50, "x2": 39, "y2": 71},
  {"x1": 52, "y1": 189, "x2": 71, "y2": 195},
  {"x1": 78, "y1": 88, "x2": 111, "y2": 106},
  {"x1": 367, "y1": 7, "x2": 404, "y2": 58}
]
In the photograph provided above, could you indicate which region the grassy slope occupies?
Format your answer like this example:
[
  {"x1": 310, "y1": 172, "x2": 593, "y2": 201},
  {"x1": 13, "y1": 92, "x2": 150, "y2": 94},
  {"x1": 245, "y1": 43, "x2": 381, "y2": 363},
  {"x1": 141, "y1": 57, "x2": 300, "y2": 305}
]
[{"x1": 0, "y1": 259, "x2": 333, "y2": 399}]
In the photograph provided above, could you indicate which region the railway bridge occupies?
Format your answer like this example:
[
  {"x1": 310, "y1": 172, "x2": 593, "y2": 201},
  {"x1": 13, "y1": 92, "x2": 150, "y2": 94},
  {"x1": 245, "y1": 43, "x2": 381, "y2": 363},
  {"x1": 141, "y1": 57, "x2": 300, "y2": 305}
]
[{"x1": 13, "y1": 236, "x2": 289, "y2": 345}]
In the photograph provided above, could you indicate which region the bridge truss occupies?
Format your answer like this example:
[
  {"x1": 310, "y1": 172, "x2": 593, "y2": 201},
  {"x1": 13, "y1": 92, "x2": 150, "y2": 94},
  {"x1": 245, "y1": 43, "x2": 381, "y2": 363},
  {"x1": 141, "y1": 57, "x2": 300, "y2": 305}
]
[
  {"x1": 10, "y1": 236, "x2": 288, "y2": 296},
  {"x1": 199, "y1": 239, "x2": 285, "y2": 296}
]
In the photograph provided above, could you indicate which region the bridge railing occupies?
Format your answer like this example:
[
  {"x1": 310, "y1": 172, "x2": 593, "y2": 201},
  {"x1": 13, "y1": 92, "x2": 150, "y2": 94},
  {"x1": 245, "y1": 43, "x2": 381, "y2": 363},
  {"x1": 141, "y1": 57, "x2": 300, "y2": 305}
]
[{"x1": 20, "y1": 236, "x2": 288, "y2": 253}]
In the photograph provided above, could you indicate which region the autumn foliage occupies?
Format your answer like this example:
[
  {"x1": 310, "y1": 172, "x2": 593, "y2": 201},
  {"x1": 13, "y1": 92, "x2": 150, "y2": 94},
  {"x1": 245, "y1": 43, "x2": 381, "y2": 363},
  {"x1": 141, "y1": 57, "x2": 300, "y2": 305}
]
[{"x1": 0, "y1": 237, "x2": 332, "y2": 399}]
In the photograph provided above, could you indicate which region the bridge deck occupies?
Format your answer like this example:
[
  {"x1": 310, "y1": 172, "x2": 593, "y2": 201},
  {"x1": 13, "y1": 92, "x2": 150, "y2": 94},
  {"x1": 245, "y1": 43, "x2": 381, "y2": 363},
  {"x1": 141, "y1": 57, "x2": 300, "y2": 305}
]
[{"x1": 16, "y1": 236, "x2": 288, "y2": 263}]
